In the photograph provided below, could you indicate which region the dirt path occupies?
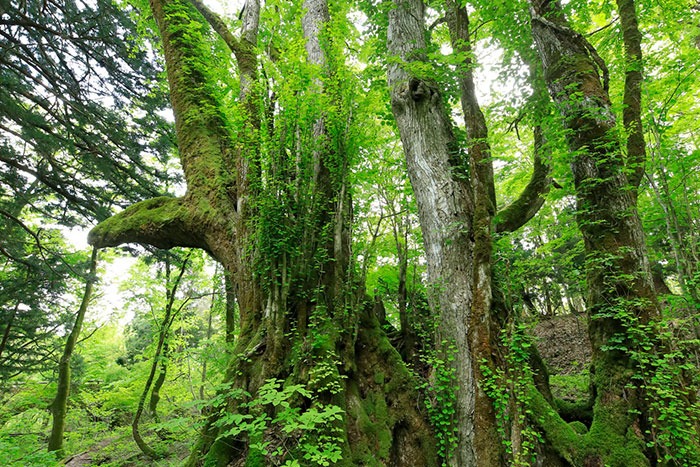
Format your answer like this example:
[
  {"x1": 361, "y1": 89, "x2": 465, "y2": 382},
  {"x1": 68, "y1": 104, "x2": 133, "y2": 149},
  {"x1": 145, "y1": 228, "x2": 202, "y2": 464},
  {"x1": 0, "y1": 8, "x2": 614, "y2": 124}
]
[{"x1": 62, "y1": 437, "x2": 126, "y2": 466}]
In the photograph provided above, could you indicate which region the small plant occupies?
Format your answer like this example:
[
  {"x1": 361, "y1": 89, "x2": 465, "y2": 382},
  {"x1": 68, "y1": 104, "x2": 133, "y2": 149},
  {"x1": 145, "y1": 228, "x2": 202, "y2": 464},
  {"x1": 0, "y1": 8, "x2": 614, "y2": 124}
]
[
  {"x1": 481, "y1": 325, "x2": 543, "y2": 467},
  {"x1": 212, "y1": 378, "x2": 345, "y2": 466},
  {"x1": 417, "y1": 344, "x2": 458, "y2": 465}
]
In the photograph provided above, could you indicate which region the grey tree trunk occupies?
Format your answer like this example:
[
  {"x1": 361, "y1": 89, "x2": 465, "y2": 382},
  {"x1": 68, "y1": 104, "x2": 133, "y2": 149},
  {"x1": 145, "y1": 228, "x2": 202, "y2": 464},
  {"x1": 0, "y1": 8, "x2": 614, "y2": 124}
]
[
  {"x1": 387, "y1": 1, "x2": 478, "y2": 462},
  {"x1": 387, "y1": 2, "x2": 553, "y2": 464}
]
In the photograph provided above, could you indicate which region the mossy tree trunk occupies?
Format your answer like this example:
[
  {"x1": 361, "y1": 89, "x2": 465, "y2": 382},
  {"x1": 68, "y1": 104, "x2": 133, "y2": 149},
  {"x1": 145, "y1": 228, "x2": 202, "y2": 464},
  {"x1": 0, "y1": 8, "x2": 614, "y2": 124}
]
[
  {"x1": 47, "y1": 247, "x2": 98, "y2": 456},
  {"x1": 527, "y1": 0, "x2": 700, "y2": 464},
  {"x1": 88, "y1": 0, "x2": 436, "y2": 465}
]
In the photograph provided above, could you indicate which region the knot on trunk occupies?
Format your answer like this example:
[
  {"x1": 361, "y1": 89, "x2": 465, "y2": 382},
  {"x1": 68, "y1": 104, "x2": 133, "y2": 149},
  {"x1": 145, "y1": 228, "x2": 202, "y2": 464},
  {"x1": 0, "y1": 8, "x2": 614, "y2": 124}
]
[{"x1": 408, "y1": 78, "x2": 435, "y2": 102}]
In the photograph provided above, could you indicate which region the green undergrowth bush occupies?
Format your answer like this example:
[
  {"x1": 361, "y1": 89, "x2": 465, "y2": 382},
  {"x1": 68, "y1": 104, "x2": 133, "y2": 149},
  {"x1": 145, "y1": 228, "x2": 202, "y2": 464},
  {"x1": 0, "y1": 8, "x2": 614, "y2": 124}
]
[
  {"x1": 549, "y1": 372, "x2": 590, "y2": 402},
  {"x1": 210, "y1": 377, "x2": 345, "y2": 467}
]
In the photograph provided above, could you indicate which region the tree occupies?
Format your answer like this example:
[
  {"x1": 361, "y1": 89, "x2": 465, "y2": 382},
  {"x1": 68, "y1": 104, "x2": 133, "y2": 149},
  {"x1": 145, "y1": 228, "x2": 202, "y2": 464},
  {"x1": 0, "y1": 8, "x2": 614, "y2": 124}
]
[
  {"x1": 3, "y1": 0, "x2": 699, "y2": 464},
  {"x1": 47, "y1": 247, "x2": 98, "y2": 455},
  {"x1": 386, "y1": 0, "x2": 553, "y2": 463},
  {"x1": 0, "y1": 0, "x2": 174, "y2": 381},
  {"x1": 132, "y1": 252, "x2": 190, "y2": 458},
  {"x1": 88, "y1": 0, "x2": 435, "y2": 465},
  {"x1": 525, "y1": 0, "x2": 700, "y2": 463},
  {"x1": 0, "y1": 0, "x2": 173, "y2": 223}
]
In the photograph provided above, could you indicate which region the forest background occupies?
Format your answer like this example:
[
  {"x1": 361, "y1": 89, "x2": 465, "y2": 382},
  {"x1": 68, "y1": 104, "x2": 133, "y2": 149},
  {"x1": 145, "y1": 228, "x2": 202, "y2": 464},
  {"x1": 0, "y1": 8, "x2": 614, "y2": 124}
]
[{"x1": 1, "y1": 0, "x2": 699, "y2": 465}]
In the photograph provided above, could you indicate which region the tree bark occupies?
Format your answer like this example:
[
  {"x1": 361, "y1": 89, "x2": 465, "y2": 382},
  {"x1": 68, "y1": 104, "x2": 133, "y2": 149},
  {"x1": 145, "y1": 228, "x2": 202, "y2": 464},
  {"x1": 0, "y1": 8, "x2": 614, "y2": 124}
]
[
  {"x1": 47, "y1": 247, "x2": 98, "y2": 456},
  {"x1": 387, "y1": 1, "x2": 553, "y2": 464},
  {"x1": 387, "y1": 1, "x2": 479, "y2": 462},
  {"x1": 199, "y1": 279, "x2": 216, "y2": 401},
  {"x1": 223, "y1": 271, "x2": 236, "y2": 345},
  {"x1": 616, "y1": 0, "x2": 646, "y2": 191}
]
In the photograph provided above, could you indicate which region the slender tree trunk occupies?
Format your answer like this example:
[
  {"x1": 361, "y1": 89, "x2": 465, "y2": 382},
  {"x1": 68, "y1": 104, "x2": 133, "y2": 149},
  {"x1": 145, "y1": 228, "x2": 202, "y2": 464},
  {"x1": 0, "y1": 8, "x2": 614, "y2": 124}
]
[
  {"x1": 47, "y1": 247, "x2": 98, "y2": 456},
  {"x1": 200, "y1": 283, "x2": 215, "y2": 401},
  {"x1": 616, "y1": 0, "x2": 646, "y2": 190},
  {"x1": 646, "y1": 169, "x2": 691, "y2": 295},
  {"x1": 397, "y1": 245, "x2": 411, "y2": 356},
  {"x1": 133, "y1": 256, "x2": 189, "y2": 459},
  {"x1": 0, "y1": 301, "x2": 19, "y2": 361},
  {"x1": 387, "y1": 195, "x2": 412, "y2": 359},
  {"x1": 148, "y1": 340, "x2": 168, "y2": 421},
  {"x1": 223, "y1": 271, "x2": 235, "y2": 345}
]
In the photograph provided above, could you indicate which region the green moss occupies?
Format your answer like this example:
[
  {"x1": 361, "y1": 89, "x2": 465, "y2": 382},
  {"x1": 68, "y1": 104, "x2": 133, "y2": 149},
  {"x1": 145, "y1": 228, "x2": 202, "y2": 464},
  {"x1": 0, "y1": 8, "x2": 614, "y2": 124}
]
[
  {"x1": 244, "y1": 447, "x2": 264, "y2": 467},
  {"x1": 355, "y1": 391, "x2": 392, "y2": 460},
  {"x1": 550, "y1": 373, "x2": 590, "y2": 402},
  {"x1": 580, "y1": 398, "x2": 649, "y2": 467},
  {"x1": 546, "y1": 53, "x2": 595, "y2": 84},
  {"x1": 374, "y1": 372, "x2": 385, "y2": 385},
  {"x1": 87, "y1": 196, "x2": 204, "y2": 250},
  {"x1": 526, "y1": 384, "x2": 580, "y2": 464},
  {"x1": 569, "y1": 421, "x2": 588, "y2": 435},
  {"x1": 373, "y1": 394, "x2": 388, "y2": 424},
  {"x1": 202, "y1": 438, "x2": 233, "y2": 467}
]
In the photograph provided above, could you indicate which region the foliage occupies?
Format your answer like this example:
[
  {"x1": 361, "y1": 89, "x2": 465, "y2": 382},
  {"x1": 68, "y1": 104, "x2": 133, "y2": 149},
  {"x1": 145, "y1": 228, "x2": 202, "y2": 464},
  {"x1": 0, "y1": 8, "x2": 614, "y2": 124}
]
[
  {"x1": 481, "y1": 326, "x2": 543, "y2": 466},
  {"x1": 417, "y1": 345, "x2": 459, "y2": 464},
  {"x1": 1, "y1": 0, "x2": 700, "y2": 464},
  {"x1": 211, "y1": 378, "x2": 345, "y2": 466}
]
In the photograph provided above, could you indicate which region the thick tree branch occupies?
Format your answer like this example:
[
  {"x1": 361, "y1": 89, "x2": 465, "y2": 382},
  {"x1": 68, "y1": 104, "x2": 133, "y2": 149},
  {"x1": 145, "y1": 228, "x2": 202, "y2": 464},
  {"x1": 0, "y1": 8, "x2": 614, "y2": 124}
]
[
  {"x1": 87, "y1": 197, "x2": 206, "y2": 250},
  {"x1": 495, "y1": 127, "x2": 553, "y2": 233},
  {"x1": 149, "y1": 0, "x2": 235, "y2": 197}
]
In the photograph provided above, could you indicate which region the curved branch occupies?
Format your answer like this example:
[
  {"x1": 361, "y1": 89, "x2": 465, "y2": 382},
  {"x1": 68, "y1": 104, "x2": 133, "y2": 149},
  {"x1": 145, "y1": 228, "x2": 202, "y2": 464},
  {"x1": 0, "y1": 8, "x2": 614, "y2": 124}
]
[
  {"x1": 495, "y1": 127, "x2": 553, "y2": 234},
  {"x1": 188, "y1": 0, "x2": 241, "y2": 55},
  {"x1": 87, "y1": 197, "x2": 206, "y2": 250}
]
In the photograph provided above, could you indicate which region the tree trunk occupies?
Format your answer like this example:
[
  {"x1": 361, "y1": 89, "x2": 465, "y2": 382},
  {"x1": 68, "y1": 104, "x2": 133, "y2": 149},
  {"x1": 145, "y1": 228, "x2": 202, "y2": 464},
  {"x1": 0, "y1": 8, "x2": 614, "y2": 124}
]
[
  {"x1": 528, "y1": 0, "x2": 700, "y2": 463},
  {"x1": 148, "y1": 340, "x2": 168, "y2": 421},
  {"x1": 200, "y1": 280, "x2": 216, "y2": 401},
  {"x1": 223, "y1": 271, "x2": 236, "y2": 345},
  {"x1": 133, "y1": 255, "x2": 189, "y2": 459},
  {"x1": 0, "y1": 301, "x2": 19, "y2": 362},
  {"x1": 387, "y1": 1, "x2": 554, "y2": 463},
  {"x1": 616, "y1": 0, "x2": 646, "y2": 191},
  {"x1": 89, "y1": 0, "x2": 437, "y2": 465},
  {"x1": 387, "y1": 1, "x2": 480, "y2": 461},
  {"x1": 47, "y1": 247, "x2": 98, "y2": 456}
]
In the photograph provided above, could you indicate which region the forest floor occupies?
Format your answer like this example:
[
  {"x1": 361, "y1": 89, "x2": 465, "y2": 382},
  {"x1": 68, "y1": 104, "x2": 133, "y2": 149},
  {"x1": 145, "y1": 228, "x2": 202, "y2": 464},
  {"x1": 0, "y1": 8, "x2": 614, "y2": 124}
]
[
  {"x1": 532, "y1": 313, "x2": 591, "y2": 401},
  {"x1": 63, "y1": 438, "x2": 121, "y2": 466},
  {"x1": 62, "y1": 435, "x2": 191, "y2": 466},
  {"x1": 1, "y1": 314, "x2": 593, "y2": 466}
]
